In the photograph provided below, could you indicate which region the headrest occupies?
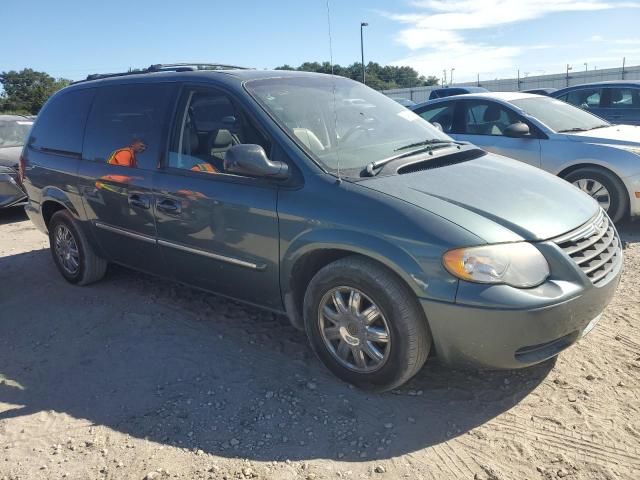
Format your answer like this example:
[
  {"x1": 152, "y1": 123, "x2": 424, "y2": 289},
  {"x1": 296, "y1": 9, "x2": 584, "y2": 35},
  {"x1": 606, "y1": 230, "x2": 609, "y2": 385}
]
[
  {"x1": 483, "y1": 105, "x2": 501, "y2": 122},
  {"x1": 212, "y1": 129, "x2": 233, "y2": 148}
]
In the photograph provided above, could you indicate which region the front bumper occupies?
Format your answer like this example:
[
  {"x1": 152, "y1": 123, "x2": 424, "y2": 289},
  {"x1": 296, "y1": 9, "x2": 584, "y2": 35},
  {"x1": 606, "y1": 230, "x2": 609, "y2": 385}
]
[
  {"x1": 622, "y1": 172, "x2": 640, "y2": 217},
  {"x1": 0, "y1": 169, "x2": 27, "y2": 208},
  {"x1": 420, "y1": 242, "x2": 622, "y2": 370}
]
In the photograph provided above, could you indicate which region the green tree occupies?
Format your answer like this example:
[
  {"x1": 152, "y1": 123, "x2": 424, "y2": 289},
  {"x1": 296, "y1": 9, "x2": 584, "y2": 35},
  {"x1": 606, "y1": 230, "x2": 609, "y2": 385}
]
[
  {"x1": 273, "y1": 61, "x2": 438, "y2": 90},
  {"x1": 0, "y1": 69, "x2": 71, "y2": 114}
]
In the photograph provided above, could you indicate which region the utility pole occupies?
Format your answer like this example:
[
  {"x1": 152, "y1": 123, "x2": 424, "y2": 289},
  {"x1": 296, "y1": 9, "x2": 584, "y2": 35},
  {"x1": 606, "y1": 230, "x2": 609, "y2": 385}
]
[
  {"x1": 443, "y1": 69, "x2": 447, "y2": 86},
  {"x1": 584, "y1": 62, "x2": 588, "y2": 72},
  {"x1": 566, "y1": 64, "x2": 572, "y2": 87},
  {"x1": 450, "y1": 67, "x2": 455, "y2": 85},
  {"x1": 517, "y1": 69, "x2": 521, "y2": 91},
  {"x1": 477, "y1": 73, "x2": 480, "y2": 87},
  {"x1": 360, "y1": 22, "x2": 368, "y2": 84},
  {"x1": 622, "y1": 57, "x2": 626, "y2": 80}
]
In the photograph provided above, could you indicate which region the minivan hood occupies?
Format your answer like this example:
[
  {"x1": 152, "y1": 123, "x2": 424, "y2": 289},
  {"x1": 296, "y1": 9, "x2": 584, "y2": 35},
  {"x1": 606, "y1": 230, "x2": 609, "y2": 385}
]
[
  {"x1": 563, "y1": 124, "x2": 640, "y2": 146},
  {"x1": 359, "y1": 154, "x2": 598, "y2": 243}
]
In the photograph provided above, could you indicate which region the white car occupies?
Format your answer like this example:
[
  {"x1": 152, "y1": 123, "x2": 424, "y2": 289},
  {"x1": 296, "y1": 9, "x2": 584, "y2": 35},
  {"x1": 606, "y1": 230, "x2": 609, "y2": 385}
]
[{"x1": 412, "y1": 92, "x2": 640, "y2": 222}]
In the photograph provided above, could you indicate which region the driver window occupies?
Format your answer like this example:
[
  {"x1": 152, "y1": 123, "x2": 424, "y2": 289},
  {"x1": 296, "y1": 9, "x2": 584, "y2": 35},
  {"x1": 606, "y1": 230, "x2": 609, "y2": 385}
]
[
  {"x1": 463, "y1": 101, "x2": 518, "y2": 136},
  {"x1": 168, "y1": 89, "x2": 270, "y2": 175}
]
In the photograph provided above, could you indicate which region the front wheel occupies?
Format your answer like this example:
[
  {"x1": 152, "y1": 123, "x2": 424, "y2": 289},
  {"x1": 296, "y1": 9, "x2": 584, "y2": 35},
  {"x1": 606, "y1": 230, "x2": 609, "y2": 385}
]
[
  {"x1": 564, "y1": 167, "x2": 628, "y2": 223},
  {"x1": 303, "y1": 256, "x2": 431, "y2": 391}
]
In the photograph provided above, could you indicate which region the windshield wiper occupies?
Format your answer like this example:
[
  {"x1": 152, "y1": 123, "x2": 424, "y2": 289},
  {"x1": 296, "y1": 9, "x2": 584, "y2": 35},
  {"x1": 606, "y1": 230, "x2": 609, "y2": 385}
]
[
  {"x1": 394, "y1": 138, "x2": 459, "y2": 151},
  {"x1": 364, "y1": 140, "x2": 460, "y2": 176},
  {"x1": 557, "y1": 127, "x2": 589, "y2": 133}
]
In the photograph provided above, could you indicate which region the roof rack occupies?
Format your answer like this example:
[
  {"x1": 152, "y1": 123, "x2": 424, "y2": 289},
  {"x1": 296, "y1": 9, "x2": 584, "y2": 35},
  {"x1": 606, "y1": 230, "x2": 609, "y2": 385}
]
[{"x1": 78, "y1": 63, "x2": 251, "y2": 83}]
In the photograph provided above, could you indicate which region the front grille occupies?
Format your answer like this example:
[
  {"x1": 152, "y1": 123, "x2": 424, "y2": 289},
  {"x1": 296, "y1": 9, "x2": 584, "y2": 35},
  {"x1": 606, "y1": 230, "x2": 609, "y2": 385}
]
[{"x1": 553, "y1": 209, "x2": 622, "y2": 285}]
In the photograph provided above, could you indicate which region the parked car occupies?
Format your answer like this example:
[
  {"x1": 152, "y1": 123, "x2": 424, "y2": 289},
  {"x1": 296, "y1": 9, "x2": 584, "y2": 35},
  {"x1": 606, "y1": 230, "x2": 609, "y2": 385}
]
[
  {"x1": 429, "y1": 86, "x2": 488, "y2": 100},
  {"x1": 22, "y1": 64, "x2": 621, "y2": 391},
  {"x1": 412, "y1": 92, "x2": 640, "y2": 222},
  {"x1": 393, "y1": 98, "x2": 416, "y2": 108},
  {"x1": 522, "y1": 88, "x2": 557, "y2": 96},
  {"x1": 0, "y1": 115, "x2": 33, "y2": 208},
  {"x1": 551, "y1": 81, "x2": 640, "y2": 125}
]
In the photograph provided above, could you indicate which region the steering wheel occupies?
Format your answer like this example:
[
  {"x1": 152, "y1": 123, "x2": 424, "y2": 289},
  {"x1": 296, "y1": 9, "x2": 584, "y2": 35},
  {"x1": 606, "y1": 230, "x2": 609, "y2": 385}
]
[{"x1": 339, "y1": 123, "x2": 372, "y2": 145}]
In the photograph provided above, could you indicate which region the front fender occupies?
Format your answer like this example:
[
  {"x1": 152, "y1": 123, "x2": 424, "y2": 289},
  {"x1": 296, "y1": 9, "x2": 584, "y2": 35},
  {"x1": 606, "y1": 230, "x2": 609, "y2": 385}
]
[{"x1": 281, "y1": 227, "x2": 459, "y2": 305}]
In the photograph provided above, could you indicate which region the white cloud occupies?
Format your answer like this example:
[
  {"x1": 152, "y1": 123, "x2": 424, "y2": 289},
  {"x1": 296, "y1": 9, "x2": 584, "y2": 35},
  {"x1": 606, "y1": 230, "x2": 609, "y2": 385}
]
[{"x1": 382, "y1": 0, "x2": 640, "y2": 81}]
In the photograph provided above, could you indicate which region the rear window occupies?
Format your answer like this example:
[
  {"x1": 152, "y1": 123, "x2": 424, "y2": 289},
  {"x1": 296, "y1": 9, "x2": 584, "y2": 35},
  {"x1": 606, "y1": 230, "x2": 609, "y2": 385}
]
[
  {"x1": 29, "y1": 88, "x2": 95, "y2": 154},
  {"x1": 83, "y1": 84, "x2": 174, "y2": 170}
]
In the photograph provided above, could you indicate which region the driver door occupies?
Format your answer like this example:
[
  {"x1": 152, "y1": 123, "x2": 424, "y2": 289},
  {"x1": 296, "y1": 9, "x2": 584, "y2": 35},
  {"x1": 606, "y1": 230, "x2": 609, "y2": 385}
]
[{"x1": 452, "y1": 100, "x2": 541, "y2": 167}]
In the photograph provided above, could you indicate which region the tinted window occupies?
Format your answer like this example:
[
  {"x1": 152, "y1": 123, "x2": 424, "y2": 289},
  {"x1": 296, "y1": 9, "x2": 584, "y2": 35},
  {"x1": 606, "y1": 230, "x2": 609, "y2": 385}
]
[
  {"x1": 606, "y1": 87, "x2": 640, "y2": 108},
  {"x1": 83, "y1": 84, "x2": 173, "y2": 170},
  {"x1": 168, "y1": 88, "x2": 270, "y2": 175},
  {"x1": 417, "y1": 104, "x2": 456, "y2": 133},
  {"x1": 463, "y1": 101, "x2": 519, "y2": 136},
  {"x1": 29, "y1": 88, "x2": 95, "y2": 154},
  {"x1": 565, "y1": 88, "x2": 601, "y2": 109}
]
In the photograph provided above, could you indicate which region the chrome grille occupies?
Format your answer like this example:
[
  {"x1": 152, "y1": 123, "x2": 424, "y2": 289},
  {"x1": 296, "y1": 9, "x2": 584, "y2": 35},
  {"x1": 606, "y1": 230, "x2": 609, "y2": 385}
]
[{"x1": 554, "y1": 209, "x2": 622, "y2": 285}]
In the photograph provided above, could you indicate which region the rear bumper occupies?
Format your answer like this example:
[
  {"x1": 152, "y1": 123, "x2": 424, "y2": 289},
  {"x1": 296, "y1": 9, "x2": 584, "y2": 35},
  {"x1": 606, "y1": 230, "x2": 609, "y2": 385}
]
[
  {"x1": 420, "y1": 255, "x2": 622, "y2": 369},
  {"x1": 25, "y1": 199, "x2": 47, "y2": 234}
]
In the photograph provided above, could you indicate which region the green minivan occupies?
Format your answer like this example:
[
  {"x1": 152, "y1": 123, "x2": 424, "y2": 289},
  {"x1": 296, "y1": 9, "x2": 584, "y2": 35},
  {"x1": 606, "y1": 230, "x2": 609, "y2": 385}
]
[{"x1": 21, "y1": 64, "x2": 622, "y2": 391}]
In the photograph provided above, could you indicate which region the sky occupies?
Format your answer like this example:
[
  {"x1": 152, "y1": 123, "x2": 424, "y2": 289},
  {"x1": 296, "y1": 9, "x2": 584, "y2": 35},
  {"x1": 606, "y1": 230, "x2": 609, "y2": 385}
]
[{"x1": 3, "y1": 0, "x2": 640, "y2": 83}]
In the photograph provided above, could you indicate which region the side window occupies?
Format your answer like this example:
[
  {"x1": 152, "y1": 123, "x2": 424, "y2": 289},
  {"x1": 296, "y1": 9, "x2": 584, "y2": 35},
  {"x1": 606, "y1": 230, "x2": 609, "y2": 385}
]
[
  {"x1": 168, "y1": 88, "x2": 270, "y2": 175},
  {"x1": 417, "y1": 104, "x2": 455, "y2": 133},
  {"x1": 83, "y1": 84, "x2": 173, "y2": 170},
  {"x1": 29, "y1": 88, "x2": 95, "y2": 154},
  {"x1": 565, "y1": 88, "x2": 601, "y2": 109},
  {"x1": 463, "y1": 101, "x2": 518, "y2": 136},
  {"x1": 606, "y1": 88, "x2": 639, "y2": 108}
]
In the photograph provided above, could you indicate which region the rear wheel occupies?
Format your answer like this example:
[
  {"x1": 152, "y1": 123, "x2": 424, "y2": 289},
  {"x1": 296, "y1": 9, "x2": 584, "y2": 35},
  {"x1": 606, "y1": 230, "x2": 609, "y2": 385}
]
[
  {"x1": 564, "y1": 167, "x2": 628, "y2": 223},
  {"x1": 303, "y1": 256, "x2": 431, "y2": 391},
  {"x1": 49, "y1": 210, "x2": 107, "y2": 285}
]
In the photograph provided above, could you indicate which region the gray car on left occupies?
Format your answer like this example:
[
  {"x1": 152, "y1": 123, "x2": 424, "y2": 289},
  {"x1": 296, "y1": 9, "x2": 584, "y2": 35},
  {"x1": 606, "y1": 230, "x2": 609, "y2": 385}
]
[{"x1": 0, "y1": 114, "x2": 33, "y2": 208}]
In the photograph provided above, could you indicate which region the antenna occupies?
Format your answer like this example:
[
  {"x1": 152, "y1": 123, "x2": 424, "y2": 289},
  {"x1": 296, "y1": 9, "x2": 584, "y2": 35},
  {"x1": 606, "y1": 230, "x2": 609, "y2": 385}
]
[{"x1": 325, "y1": 0, "x2": 342, "y2": 182}]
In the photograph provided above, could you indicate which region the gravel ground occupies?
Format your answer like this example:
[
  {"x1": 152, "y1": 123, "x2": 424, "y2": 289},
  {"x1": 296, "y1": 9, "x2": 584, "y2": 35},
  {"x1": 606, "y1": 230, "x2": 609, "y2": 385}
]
[{"x1": 0, "y1": 207, "x2": 639, "y2": 480}]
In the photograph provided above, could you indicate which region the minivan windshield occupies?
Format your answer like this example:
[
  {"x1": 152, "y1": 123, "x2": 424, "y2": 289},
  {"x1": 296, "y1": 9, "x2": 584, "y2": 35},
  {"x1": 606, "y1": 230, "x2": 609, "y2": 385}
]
[
  {"x1": 0, "y1": 118, "x2": 33, "y2": 148},
  {"x1": 510, "y1": 97, "x2": 609, "y2": 133},
  {"x1": 246, "y1": 76, "x2": 451, "y2": 174}
]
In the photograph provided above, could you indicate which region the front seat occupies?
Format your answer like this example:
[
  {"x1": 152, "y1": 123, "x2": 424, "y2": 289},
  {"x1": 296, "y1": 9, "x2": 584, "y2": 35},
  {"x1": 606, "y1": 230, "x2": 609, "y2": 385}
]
[
  {"x1": 208, "y1": 129, "x2": 235, "y2": 169},
  {"x1": 482, "y1": 104, "x2": 504, "y2": 135},
  {"x1": 293, "y1": 128, "x2": 325, "y2": 153}
]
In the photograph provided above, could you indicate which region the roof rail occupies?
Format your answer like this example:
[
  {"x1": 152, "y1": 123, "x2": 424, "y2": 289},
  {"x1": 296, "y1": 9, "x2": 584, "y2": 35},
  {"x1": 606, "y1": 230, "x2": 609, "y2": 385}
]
[{"x1": 77, "y1": 63, "x2": 251, "y2": 83}]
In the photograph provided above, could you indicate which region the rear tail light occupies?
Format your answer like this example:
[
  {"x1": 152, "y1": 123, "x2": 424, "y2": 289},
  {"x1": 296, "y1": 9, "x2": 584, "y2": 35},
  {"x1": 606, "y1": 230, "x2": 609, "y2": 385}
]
[{"x1": 18, "y1": 154, "x2": 26, "y2": 186}]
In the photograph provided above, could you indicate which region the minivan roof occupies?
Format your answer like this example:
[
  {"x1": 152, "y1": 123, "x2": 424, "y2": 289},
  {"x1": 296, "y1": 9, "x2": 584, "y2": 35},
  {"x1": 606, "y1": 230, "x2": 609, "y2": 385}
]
[{"x1": 66, "y1": 68, "x2": 333, "y2": 91}]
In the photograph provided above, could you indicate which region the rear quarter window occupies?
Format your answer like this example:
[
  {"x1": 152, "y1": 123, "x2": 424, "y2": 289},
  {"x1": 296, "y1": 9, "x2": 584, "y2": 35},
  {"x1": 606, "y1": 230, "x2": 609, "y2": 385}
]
[{"x1": 29, "y1": 88, "x2": 95, "y2": 154}]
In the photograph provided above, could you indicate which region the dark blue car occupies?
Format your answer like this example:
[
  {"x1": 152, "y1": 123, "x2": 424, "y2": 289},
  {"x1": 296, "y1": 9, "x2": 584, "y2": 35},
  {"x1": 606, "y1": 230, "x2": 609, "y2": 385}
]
[{"x1": 552, "y1": 81, "x2": 640, "y2": 126}]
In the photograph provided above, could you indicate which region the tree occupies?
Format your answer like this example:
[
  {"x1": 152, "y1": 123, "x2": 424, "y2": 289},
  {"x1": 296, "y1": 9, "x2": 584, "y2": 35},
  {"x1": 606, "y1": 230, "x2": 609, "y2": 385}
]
[
  {"x1": 273, "y1": 61, "x2": 439, "y2": 90},
  {"x1": 0, "y1": 69, "x2": 71, "y2": 114}
]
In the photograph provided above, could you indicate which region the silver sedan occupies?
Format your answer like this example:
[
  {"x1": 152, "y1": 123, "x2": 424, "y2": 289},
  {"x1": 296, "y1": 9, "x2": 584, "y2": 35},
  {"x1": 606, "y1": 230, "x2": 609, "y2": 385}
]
[{"x1": 412, "y1": 92, "x2": 640, "y2": 222}]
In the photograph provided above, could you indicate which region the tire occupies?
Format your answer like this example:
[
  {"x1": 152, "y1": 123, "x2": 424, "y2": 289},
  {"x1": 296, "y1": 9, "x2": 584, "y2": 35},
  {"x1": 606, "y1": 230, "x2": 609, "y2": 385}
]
[
  {"x1": 48, "y1": 210, "x2": 107, "y2": 285},
  {"x1": 303, "y1": 256, "x2": 431, "y2": 392},
  {"x1": 564, "y1": 167, "x2": 629, "y2": 223}
]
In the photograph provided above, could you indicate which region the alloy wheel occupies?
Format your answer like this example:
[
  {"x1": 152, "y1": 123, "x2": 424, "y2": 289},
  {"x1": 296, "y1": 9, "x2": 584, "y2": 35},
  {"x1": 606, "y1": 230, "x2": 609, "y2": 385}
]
[
  {"x1": 318, "y1": 286, "x2": 391, "y2": 373},
  {"x1": 573, "y1": 178, "x2": 611, "y2": 212},
  {"x1": 54, "y1": 224, "x2": 80, "y2": 276}
]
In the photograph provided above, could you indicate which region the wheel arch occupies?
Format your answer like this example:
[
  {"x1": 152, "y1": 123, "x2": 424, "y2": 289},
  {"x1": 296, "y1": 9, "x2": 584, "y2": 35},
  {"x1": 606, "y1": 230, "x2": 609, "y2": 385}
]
[
  {"x1": 281, "y1": 231, "x2": 436, "y2": 330},
  {"x1": 40, "y1": 187, "x2": 81, "y2": 229}
]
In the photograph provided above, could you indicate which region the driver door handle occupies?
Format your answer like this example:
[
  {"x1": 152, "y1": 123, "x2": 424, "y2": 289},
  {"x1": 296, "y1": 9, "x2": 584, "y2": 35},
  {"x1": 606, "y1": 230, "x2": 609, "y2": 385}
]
[
  {"x1": 156, "y1": 198, "x2": 182, "y2": 215},
  {"x1": 128, "y1": 193, "x2": 151, "y2": 210}
]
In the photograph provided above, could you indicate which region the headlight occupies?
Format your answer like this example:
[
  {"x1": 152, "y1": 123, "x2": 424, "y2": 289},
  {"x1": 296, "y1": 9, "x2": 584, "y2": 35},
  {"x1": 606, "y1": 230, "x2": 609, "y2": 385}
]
[{"x1": 442, "y1": 242, "x2": 549, "y2": 288}]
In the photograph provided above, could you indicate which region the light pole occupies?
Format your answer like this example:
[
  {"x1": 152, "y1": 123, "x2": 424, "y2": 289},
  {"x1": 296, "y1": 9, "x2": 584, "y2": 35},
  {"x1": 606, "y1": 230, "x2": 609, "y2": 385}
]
[
  {"x1": 584, "y1": 62, "x2": 588, "y2": 72},
  {"x1": 566, "y1": 64, "x2": 572, "y2": 87},
  {"x1": 450, "y1": 67, "x2": 455, "y2": 85},
  {"x1": 443, "y1": 69, "x2": 447, "y2": 85},
  {"x1": 360, "y1": 22, "x2": 368, "y2": 84}
]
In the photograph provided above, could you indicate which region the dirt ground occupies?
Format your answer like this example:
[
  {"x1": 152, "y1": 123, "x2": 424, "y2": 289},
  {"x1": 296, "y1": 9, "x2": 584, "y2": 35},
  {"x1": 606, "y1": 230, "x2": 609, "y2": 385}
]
[{"x1": 0, "y1": 207, "x2": 638, "y2": 480}]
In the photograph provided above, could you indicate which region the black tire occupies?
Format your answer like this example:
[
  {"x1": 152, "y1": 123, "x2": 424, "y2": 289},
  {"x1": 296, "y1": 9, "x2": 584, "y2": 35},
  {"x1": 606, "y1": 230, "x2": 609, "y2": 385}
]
[
  {"x1": 48, "y1": 210, "x2": 107, "y2": 285},
  {"x1": 564, "y1": 167, "x2": 629, "y2": 223},
  {"x1": 303, "y1": 256, "x2": 431, "y2": 392}
]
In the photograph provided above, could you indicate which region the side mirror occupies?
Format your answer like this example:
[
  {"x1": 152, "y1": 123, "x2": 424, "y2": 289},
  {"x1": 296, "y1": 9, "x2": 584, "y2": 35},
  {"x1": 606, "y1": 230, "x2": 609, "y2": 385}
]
[
  {"x1": 224, "y1": 144, "x2": 289, "y2": 179},
  {"x1": 504, "y1": 122, "x2": 530, "y2": 138},
  {"x1": 431, "y1": 122, "x2": 444, "y2": 132}
]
